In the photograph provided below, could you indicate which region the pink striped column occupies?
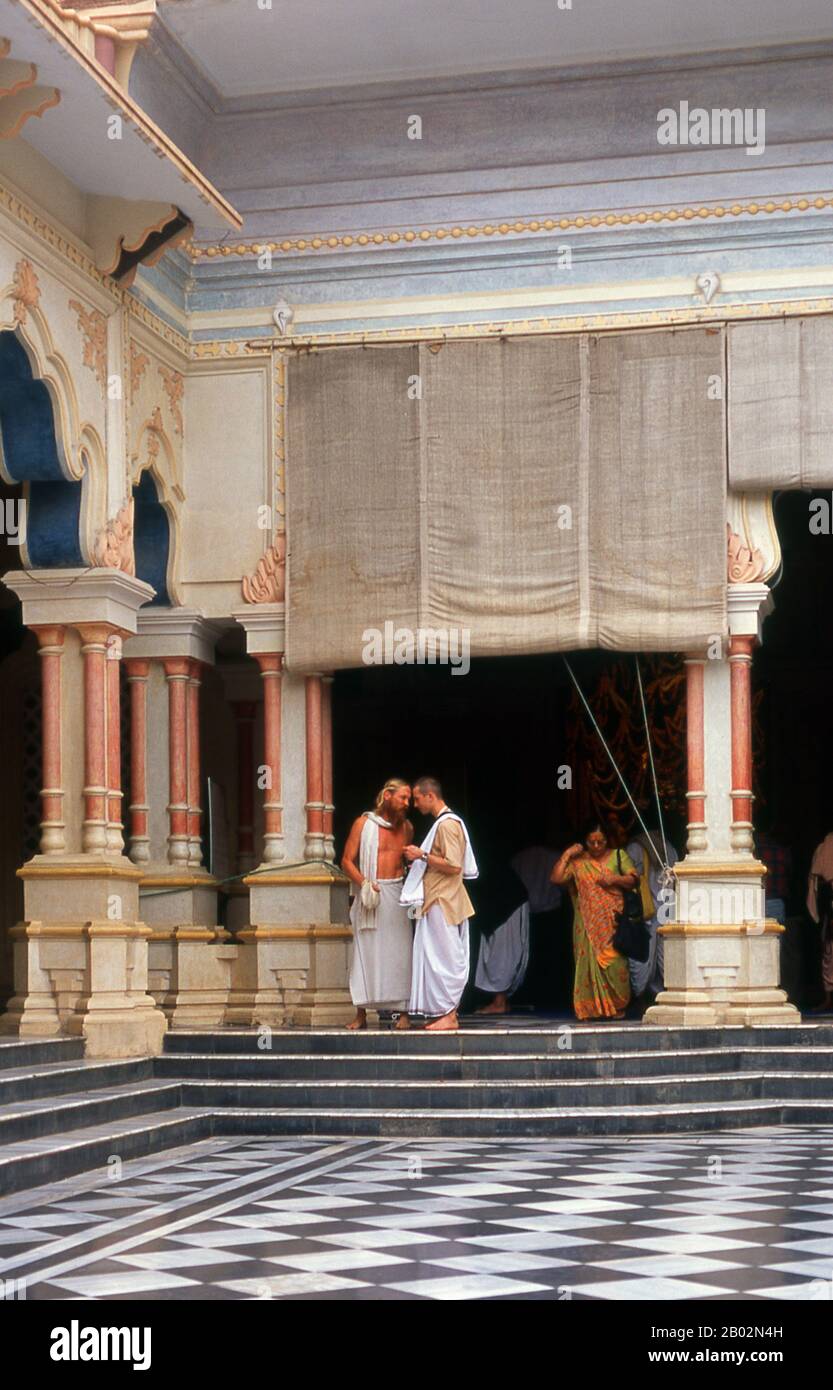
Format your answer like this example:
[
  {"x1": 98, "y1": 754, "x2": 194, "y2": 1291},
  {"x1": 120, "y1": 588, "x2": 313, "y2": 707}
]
[
  {"x1": 255, "y1": 654, "x2": 284, "y2": 864},
  {"x1": 105, "y1": 631, "x2": 124, "y2": 854},
  {"x1": 729, "y1": 634, "x2": 756, "y2": 850},
  {"x1": 78, "y1": 624, "x2": 111, "y2": 853},
  {"x1": 186, "y1": 659, "x2": 203, "y2": 867},
  {"x1": 125, "y1": 659, "x2": 150, "y2": 863},
  {"x1": 321, "y1": 674, "x2": 335, "y2": 861},
  {"x1": 684, "y1": 657, "x2": 707, "y2": 853},
  {"x1": 304, "y1": 673, "x2": 325, "y2": 861},
  {"x1": 33, "y1": 625, "x2": 65, "y2": 855},
  {"x1": 163, "y1": 658, "x2": 190, "y2": 866}
]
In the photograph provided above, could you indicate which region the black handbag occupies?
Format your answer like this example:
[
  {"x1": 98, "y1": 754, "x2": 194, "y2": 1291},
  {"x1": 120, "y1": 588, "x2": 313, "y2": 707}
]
[{"x1": 612, "y1": 848, "x2": 651, "y2": 963}]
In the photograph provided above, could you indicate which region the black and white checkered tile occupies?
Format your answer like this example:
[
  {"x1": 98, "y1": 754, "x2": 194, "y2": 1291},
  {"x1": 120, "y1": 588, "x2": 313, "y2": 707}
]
[{"x1": 2, "y1": 1128, "x2": 833, "y2": 1299}]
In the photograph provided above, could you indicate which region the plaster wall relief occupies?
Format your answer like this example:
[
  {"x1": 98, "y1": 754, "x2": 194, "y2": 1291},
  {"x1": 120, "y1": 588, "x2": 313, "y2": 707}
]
[
  {"x1": 726, "y1": 493, "x2": 781, "y2": 586},
  {"x1": 273, "y1": 351, "x2": 285, "y2": 529},
  {"x1": 238, "y1": 352, "x2": 286, "y2": 603},
  {"x1": 92, "y1": 495, "x2": 135, "y2": 574},
  {"x1": 0, "y1": 250, "x2": 116, "y2": 567},
  {"x1": 68, "y1": 295, "x2": 107, "y2": 396},
  {"x1": 125, "y1": 321, "x2": 187, "y2": 601},
  {"x1": 0, "y1": 248, "x2": 108, "y2": 478},
  {"x1": 242, "y1": 534, "x2": 285, "y2": 605}
]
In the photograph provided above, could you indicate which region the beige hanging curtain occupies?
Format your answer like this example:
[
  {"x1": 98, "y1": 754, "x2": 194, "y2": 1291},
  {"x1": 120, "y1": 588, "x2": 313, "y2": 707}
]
[
  {"x1": 286, "y1": 328, "x2": 727, "y2": 672},
  {"x1": 728, "y1": 316, "x2": 833, "y2": 490}
]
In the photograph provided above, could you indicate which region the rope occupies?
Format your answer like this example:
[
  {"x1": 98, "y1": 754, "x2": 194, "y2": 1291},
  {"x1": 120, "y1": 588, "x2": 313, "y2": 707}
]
[
  {"x1": 562, "y1": 655, "x2": 670, "y2": 873},
  {"x1": 138, "y1": 858, "x2": 341, "y2": 898},
  {"x1": 634, "y1": 655, "x2": 669, "y2": 870}
]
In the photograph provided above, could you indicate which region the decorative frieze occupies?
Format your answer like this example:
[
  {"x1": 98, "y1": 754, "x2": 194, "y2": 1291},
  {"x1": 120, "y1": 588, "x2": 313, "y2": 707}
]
[{"x1": 189, "y1": 193, "x2": 833, "y2": 262}]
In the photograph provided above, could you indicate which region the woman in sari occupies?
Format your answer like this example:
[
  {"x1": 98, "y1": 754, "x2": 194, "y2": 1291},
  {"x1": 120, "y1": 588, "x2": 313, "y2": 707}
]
[{"x1": 552, "y1": 819, "x2": 639, "y2": 1021}]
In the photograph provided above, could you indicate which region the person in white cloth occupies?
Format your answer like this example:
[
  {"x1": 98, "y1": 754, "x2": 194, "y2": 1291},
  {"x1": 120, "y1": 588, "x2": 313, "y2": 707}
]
[
  {"x1": 401, "y1": 776, "x2": 478, "y2": 1032},
  {"x1": 624, "y1": 826, "x2": 679, "y2": 1004},
  {"x1": 475, "y1": 845, "x2": 562, "y2": 1015},
  {"x1": 341, "y1": 778, "x2": 414, "y2": 1030}
]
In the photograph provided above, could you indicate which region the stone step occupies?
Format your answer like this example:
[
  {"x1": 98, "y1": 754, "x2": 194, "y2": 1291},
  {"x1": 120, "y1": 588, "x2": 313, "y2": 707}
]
[
  {"x1": 161, "y1": 1024, "x2": 833, "y2": 1057},
  {"x1": 174, "y1": 1069, "x2": 833, "y2": 1111},
  {"x1": 12, "y1": 1094, "x2": 833, "y2": 1196},
  {"x1": 0, "y1": 1080, "x2": 182, "y2": 1147},
  {"x1": 205, "y1": 1096, "x2": 833, "y2": 1138},
  {"x1": 0, "y1": 1038, "x2": 85, "y2": 1071},
  {"x1": 156, "y1": 1045, "x2": 833, "y2": 1083},
  {"x1": 0, "y1": 1058, "x2": 153, "y2": 1107},
  {"x1": 0, "y1": 1109, "x2": 214, "y2": 1197}
]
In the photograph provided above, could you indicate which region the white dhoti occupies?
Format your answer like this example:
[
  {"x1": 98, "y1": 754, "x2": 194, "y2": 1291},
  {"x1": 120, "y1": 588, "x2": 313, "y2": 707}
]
[
  {"x1": 409, "y1": 904, "x2": 470, "y2": 1017},
  {"x1": 475, "y1": 902, "x2": 530, "y2": 995},
  {"x1": 349, "y1": 879, "x2": 412, "y2": 1009},
  {"x1": 628, "y1": 917, "x2": 664, "y2": 997}
]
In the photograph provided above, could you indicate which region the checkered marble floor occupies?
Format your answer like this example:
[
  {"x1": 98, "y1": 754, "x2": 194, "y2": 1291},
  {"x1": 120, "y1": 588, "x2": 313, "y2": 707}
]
[{"x1": 2, "y1": 1128, "x2": 833, "y2": 1300}]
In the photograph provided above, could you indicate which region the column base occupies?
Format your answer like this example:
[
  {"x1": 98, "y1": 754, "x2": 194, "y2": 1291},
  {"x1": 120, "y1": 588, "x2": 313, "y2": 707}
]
[
  {"x1": 0, "y1": 992, "x2": 62, "y2": 1038},
  {"x1": 65, "y1": 920, "x2": 167, "y2": 1057},
  {"x1": 281, "y1": 988, "x2": 355, "y2": 1028},
  {"x1": 645, "y1": 988, "x2": 802, "y2": 1027},
  {"x1": 645, "y1": 917, "x2": 802, "y2": 1028},
  {"x1": 226, "y1": 926, "x2": 285, "y2": 1027},
  {"x1": 149, "y1": 926, "x2": 238, "y2": 1030},
  {"x1": 0, "y1": 919, "x2": 167, "y2": 1055},
  {"x1": 241, "y1": 866, "x2": 353, "y2": 1026},
  {"x1": 65, "y1": 1002, "x2": 167, "y2": 1058}
]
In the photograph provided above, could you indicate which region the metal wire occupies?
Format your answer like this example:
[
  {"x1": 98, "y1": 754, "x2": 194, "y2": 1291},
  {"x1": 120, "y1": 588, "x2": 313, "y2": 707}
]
[{"x1": 562, "y1": 655, "x2": 670, "y2": 872}]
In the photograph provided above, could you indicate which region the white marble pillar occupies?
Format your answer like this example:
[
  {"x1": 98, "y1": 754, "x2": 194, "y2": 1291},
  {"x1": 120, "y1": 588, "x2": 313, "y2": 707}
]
[
  {"x1": 231, "y1": 603, "x2": 352, "y2": 1026},
  {"x1": 646, "y1": 582, "x2": 800, "y2": 1027}
]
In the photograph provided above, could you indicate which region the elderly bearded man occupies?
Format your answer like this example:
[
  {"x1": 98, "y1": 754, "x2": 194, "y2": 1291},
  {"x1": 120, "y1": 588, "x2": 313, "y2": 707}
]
[
  {"x1": 401, "y1": 777, "x2": 478, "y2": 1032},
  {"x1": 341, "y1": 778, "x2": 415, "y2": 1030}
]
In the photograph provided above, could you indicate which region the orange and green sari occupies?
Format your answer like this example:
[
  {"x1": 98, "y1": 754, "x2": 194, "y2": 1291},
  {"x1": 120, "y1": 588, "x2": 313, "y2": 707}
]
[{"x1": 566, "y1": 850, "x2": 634, "y2": 1021}]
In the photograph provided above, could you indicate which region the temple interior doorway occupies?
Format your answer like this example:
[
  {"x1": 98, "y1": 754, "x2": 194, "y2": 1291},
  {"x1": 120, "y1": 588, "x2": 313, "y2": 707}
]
[
  {"x1": 757, "y1": 491, "x2": 833, "y2": 1010},
  {"x1": 332, "y1": 649, "x2": 686, "y2": 1014}
]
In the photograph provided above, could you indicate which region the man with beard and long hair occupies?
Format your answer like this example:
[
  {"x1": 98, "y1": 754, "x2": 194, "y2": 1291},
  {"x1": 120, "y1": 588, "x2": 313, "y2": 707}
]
[{"x1": 341, "y1": 778, "x2": 415, "y2": 1030}]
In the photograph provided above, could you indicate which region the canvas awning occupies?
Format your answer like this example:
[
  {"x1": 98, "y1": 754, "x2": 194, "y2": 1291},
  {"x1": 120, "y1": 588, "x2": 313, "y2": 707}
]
[
  {"x1": 728, "y1": 317, "x2": 833, "y2": 491},
  {"x1": 285, "y1": 327, "x2": 728, "y2": 672}
]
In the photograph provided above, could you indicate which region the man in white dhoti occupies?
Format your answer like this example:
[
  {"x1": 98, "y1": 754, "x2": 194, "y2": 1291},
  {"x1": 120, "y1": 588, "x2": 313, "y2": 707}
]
[
  {"x1": 341, "y1": 778, "x2": 415, "y2": 1030},
  {"x1": 401, "y1": 776, "x2": 478, "y2": 1032},
  {"x1": 475, "y1": 845, "x2": 561, "y2": 1014},
  {"x1": 625, "y1": 827, "x2": 679, "y2": 1002}
]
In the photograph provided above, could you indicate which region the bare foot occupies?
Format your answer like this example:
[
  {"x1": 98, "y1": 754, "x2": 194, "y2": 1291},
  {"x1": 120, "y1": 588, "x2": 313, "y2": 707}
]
[
  {"x1": 346, "y1": 1009, "x2": 367, "y2": 1030},
  {"x1": 394, "y1": 1012, "x2": 410, "y2": 1030},
  {"x1": 425, "y1": 1011, "x2": 459, "y2": 1031},
  {"x1": 476, "y1": 995, "x2": 509, "y2": 1015}
]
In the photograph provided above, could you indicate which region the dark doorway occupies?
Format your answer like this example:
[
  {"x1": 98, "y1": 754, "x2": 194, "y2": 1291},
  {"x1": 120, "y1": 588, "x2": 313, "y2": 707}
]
[
  {"x1": 755, "y1": 490, "x2": 833, "y2": 1008},
  {"x1": 332, "y1": 650, "x2": 686, "y2": 1012}
]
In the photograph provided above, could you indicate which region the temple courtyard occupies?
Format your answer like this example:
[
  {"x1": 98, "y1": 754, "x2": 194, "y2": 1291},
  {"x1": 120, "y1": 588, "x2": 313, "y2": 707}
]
[{"x1": 2, "y1": 1128, "x2": 832, "y2": 1302}]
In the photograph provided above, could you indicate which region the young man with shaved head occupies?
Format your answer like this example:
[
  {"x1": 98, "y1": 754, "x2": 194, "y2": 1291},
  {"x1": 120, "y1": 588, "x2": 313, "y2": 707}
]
[{"x1": 400, "y1": 776, "x2": 478, "y2": 1032}]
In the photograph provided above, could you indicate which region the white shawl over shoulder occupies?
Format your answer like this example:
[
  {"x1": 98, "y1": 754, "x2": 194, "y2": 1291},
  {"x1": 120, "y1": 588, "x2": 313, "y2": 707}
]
[{"x1": 400, "y1": 811, "x2": 478, "y2": 910}]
